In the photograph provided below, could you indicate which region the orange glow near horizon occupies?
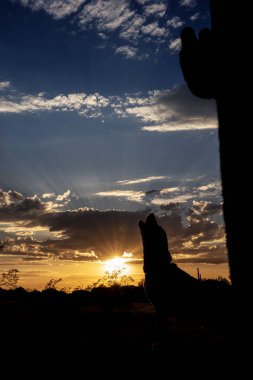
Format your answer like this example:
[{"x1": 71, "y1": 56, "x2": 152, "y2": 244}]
[{"x1": 0, "y1": 258, "x2": 230, "y2": 290}]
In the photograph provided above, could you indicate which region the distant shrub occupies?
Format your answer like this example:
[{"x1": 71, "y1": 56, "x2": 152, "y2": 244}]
[
  {"x1": 215, "y1": 276, "x2": 231, "y2": 285},
  {"x1": 86, "y1": 268, "x2": 135, "y2": 291},
  {"x1": 44, "y1": 278, "x2": 63, "y2": 290}
]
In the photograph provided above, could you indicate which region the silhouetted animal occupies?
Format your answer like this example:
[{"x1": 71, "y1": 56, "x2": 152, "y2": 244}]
[
  {"x1": 139, "y1": 214, "x2": 197, "y2": 317},
  {"x1": 180, "y1": 0, "x2": 250, "y2": 292},
  {"x1": 138, "y1": 214, "x2": 232, "y2": 345}
]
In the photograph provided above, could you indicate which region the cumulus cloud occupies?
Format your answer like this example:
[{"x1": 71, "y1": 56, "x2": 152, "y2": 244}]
[
  {"x1": 168, "y1": 37, "x2": 181, "y2": 53},
  {"x1": 0, "y1": 91, "x2": 110, "y2": 117},
  {"x1": 187, "y1": 201, "x2": 223, "y2": 219},
  {"x1": 115, "y1": 45, "x2": 138, "y2": 59},
  {"x1": 167, "y1": 16, "x2": 184, "y2": 28},
  {"x1": 141, "y1": 22, "x2": 168, "y2": 37},
  {"x1": 18, "y1": 0, "x2": 86, "y2": 20},
  {"x1": 0, "y1": 189, "x2": 75, "y2": 221}
]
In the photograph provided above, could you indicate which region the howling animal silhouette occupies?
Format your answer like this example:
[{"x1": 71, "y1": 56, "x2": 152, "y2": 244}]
[
  {"x1": 138, "y1": 213, "x2": 232, "y2": 344},
  {"x1": 180, "y1": 0, "x2": 249, "y2": 292},
  {"x1": 138, "y1": 214, "x2": 198, "y2": 316}
]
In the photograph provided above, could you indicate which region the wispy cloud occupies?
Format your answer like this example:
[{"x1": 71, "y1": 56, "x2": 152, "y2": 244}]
[
  {"x1": 151, "y1": 193, "x2": 194, "y2": 204},
  {"x1": 141, "y1": 22, "x2": 168, "y2": 38},
  {"x1": 18, "y1": 0, "x2": 86, "y2": 20},
  {"x1": 197, "y1": 182, "x2": 221, "y2": 192},
  {"x1": 142, "y1": 120, "x2": 217, "y2": 132},
  {"x1": 96, "y1": 190, "x2": 145, "y2": 203},
  {"x1": 1, "y1": 83, "x2": 217, "y2": 132},
  {"x1": 116, "y1": 176, "x2": 169, "y2": 185},
  {"x1": 115, "y1": 84, "x2": 217, "y2": 132},
  {"x1": 190, "y1": 12, "x2": 199, "y2": 21},
  {"x1": 119, "y1": 14, "x2": 145, "y2": 41},
  {"x1": 14, "y1": 0, "x2": 178, "y2": 59},
  {"x1": 0, "y1": 81, "x2": 11, "y2": 90},
  {"x1": 167, "y1": 16, "x2": 184, "y2": 28},
  {"x1": 95, "y1": 177, "x2": 222, "y2": 208},
  {"x1": 143, "y1": 3, "x2": 167, "y2": 18},
  {"x1": 78, "y1": 0, "x2": 134, "y2": 32},
  {"x1": 0, "y1": 91, "x2": 110, "y2": 117},
  {"x1": 115, "y1": 45, "x2": 138, "y2": 59},
  {"x1": 168, "y1": 37, "x2": 181, "y2": 53},
  {"x1": 179, "y1": 0, "x2": 197, "y2": 8}
]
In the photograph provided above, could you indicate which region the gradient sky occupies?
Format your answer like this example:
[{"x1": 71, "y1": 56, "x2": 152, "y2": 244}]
[{"x1": 0, "y1": 0, "x2": 229, "y2": 288}]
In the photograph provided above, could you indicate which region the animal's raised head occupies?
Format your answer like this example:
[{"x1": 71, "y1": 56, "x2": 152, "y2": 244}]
[{"x1": 138, "y1": 213, "x2": 172, "y2": 274}]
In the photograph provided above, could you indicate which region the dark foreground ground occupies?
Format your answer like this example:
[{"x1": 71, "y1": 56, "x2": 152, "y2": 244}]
[{"x1": 0, "y1": 283, "x2": 248, "y2": 375}]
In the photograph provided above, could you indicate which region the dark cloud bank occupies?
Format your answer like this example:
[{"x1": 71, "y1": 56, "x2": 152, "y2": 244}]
[{"x1": 0, "y1": 190, "x2": 227, "y2": 264}]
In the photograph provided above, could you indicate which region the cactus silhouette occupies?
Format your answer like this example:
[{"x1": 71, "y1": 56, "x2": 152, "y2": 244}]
[{"x1": 180, "y1": 1, "x2": 249, "y2": 291}]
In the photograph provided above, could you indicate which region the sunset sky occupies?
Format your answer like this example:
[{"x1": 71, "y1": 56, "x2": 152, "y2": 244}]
[{"x1": 0, "y1": 0, "x2": 229, "y2": 289}]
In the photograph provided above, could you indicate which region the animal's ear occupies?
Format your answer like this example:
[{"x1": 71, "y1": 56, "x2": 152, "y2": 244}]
[{"x1": 146, "y1": 213, "x2": 158, "y2": 226}]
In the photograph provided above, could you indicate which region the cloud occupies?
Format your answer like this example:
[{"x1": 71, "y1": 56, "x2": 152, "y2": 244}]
[
  {"x1": 56, "y1": 190, "x2": 71, "y2": 201},
  {"x1": 0, "y1": 81, "x2": 11, "y2": 90},
  {"x1": 160, "y1": 187, "x2": 181, "y2": 194},
  {"x1": 0, "y1": 91, "x2": 110, "y2": 116},
  {"x1": 168, "y1": 37, "x2": 181, "y2": 53},
  {"x1": 78, "y1": 0, "x2": 134, "y2": 32},
  {"x1": 197, "y1": 182, "x2": 221, "y2": 192},
  {"x1": 190, "y1": 12, "x2": 199, "y2": 21},
  {"x1": 141, "y1": 22, "x2": 168, "y2": 37},
  {"x1": 118, "y1": 84, "x2": 217, "y2": 132},
  {"x1": 122, "y1": 251, "x2": 133, "y2": 258},
  {"x1": 95, "y1": 177, "x2": 222, "y2": 210},
  {"x1": 167, "y1": 16, "x2": 184, "y2": 28},
  {"x1": 18, "y1": 0, "x2": 86, "y2": 20},
  {"x1": 1, "y1": 84, "x2": 217, "y2": 132},
  {"x1": 0, "y1": 189, "x2": 75, "y2": 221},
  {"x1": 142, "y1": 121, "x2": 217, "y2": 132},
  {"x1": 119, "y1": 14, "x2": 146, "y2": 41},
  {"x1": 41, "y1": 193, "x2": 56, "y2": 199},
  {"x1": 187, "y1": 201, "x2": 223, "y2": 219},
  {"x1": 179, "y1": 0, "x2": 197, "y2": 8},
  {"x1": 13, "y1": 0, "x2": 196, "y2": 60},
  {"x1": 0, "y1": 187, "x2": 227, "y2": 264},
  {"x1": 136, "y1": 0, "x2": 150, "y2": 4},
  {"x1": 96, "y1": 190, "x2": 145, "y2": 203},
  {"x1": 116, "y1": 176, "x2": 169, "y2": 185},
  {"x1": 143, "y1": 3, "x2": 167, "y2": 18},
  {"x1": 115, "y1": 45, "x2": 138, "y2": 59},
  {"x1": 152, "y1": 193, "x2": 194, "y2": 205}
]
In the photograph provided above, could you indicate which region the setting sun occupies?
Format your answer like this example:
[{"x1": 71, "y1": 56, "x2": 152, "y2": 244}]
[{"x1": 104, "y1": 257, "x2": 129, "y2": 274}]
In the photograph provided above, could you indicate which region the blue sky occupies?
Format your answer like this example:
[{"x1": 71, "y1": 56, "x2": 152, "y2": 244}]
[{"x1": 0, "y1": 0, "x2": 228, "y2": 284}]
